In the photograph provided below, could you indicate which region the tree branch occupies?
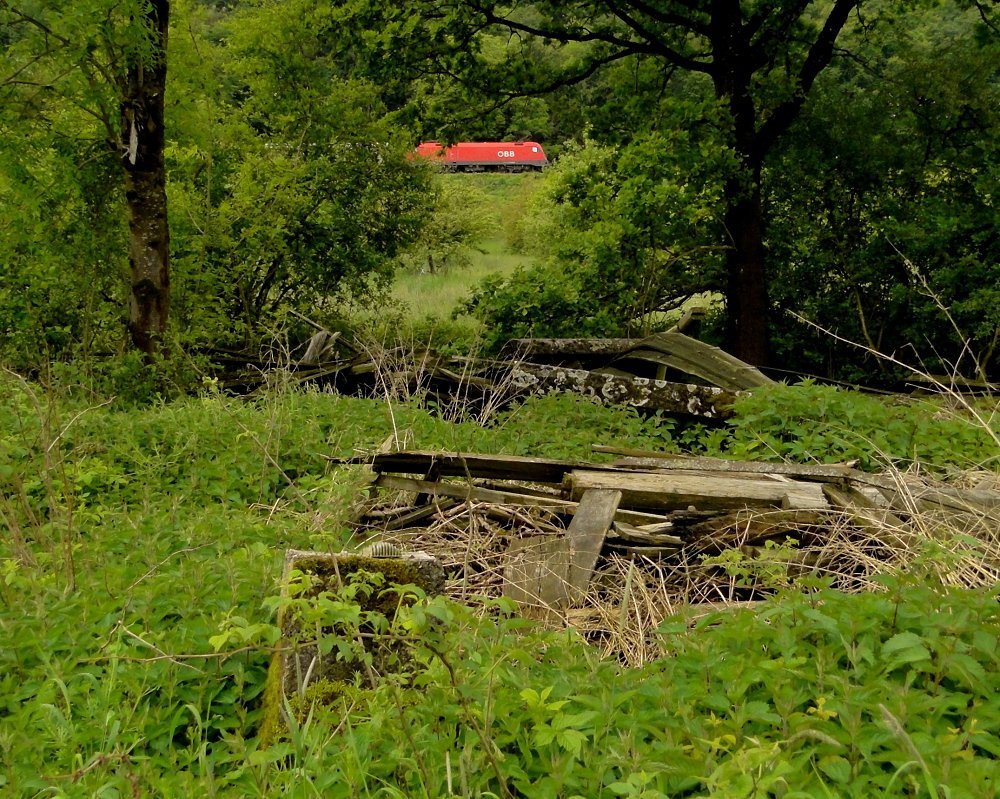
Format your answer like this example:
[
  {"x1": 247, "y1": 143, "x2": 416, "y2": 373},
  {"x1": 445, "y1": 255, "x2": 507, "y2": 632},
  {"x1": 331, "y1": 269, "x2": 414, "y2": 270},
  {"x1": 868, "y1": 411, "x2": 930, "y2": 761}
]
[
  {"x1": 470, "y1": 1, "x2": 713, "y2": 74},
  {"x1": 745, "y1": 0, "x2": 812, "y2": 71},
  {"x1": 608, "y1": 0, "x2": 711, "y2": 38},
  {"x1": 0, "y1": 2, "x2": 72, "y2": 47},
  {"x1": 495, "y1": 47, "x2": 642, "y2": 98},
  {"x1": 753, "y1": 0, "x2": 860, "y2": 159}
]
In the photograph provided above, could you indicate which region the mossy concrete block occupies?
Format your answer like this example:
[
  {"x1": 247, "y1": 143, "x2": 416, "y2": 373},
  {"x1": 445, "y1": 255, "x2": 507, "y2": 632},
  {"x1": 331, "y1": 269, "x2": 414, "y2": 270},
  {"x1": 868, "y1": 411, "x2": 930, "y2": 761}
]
[{"x1": 259, "y1": 548, "x2": 444, "y2": 744}]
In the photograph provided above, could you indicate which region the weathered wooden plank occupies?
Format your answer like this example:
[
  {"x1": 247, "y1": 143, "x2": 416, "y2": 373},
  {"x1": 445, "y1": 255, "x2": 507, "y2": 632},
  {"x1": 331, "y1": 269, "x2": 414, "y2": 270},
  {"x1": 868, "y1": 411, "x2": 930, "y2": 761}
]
[
  {"x1": 592, "y1": 448, "x2": 856, "y2": 482},
  {"x1": 299, "y1": 330, "x2": 342, "y2": 366},
  {"x1": 686, "y1": 509, "x2": 827, "y2": 543},
  {"x1": 336, "y1": 450, "x2": 612, "y2": 484},
  {"x1": 566, "y1": 489, "x2": 622, "y2": 599},
  {"x1": 607, "y1": 544, "x2": 681, "y2": 558},
  {"x1": 568, "y1": 470, "x2": 830, "y2": 511},
  {"x1": 615, "y1": 331, "x2": 774, "y2": 391},
  {"x1": 611, "y1": 521, "x2": 684, "y2": 547},
  {"x1": 503, "y1": 536, "x2": 572, "y2": 609},
  {"x1": 903, "y1": 487, "x2": 1000, "y2": 513},
  {"x1": 822, "y1": 484, "x2": 915, "y2": 551},
  {"x1": 376, "y1": 473, "x2": 572, "y2": 506},
  {"x1": 507, "y1": 362, "x2": 741, "y2": 419},
  {"x1": 382, "y1": 501, "x2": 456, "y2": 531},
  {"x1": 372, "y1": 474, "x2": 672, "y2": 526}
]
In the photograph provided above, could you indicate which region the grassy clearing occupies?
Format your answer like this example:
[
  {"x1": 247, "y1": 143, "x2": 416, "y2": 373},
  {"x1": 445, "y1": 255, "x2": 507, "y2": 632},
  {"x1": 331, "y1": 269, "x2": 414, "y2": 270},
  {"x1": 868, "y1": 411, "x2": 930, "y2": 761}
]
[
  {"x1": 1, "y1": 375, "x2": 998, "y2": 797},
  {"x1": 389, "y1": 172, "x2": 543, "y2": 323},
  {"x1": 390, "y1": 235, "x2": 536, "y2": 320}
]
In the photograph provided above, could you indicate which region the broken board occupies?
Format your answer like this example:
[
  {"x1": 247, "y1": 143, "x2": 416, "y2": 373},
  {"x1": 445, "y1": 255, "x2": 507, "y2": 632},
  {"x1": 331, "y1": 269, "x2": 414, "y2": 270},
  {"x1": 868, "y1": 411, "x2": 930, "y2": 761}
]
[{"x1": 568, "y1": 470, "x2": 830, "y2": 511}]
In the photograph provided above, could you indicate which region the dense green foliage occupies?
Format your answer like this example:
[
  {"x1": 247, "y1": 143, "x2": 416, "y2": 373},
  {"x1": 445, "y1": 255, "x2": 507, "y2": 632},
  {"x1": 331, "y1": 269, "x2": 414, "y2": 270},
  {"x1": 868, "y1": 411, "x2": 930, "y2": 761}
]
[
  {"x1": 169, "y1": 0, "x2": 432, "y2": 341},
  {"x1": 2, "y1": 376, "x2": 998, "y2": 795},
  {"x1": 435, "y1": 0, "x2": 998, "y2": 380},
  {"x1": 238, "y1": 580, "x2": 1000, "y2": 798},
  {"x1": 0, "y1": 0, "x2": 431, "y2": 366},
  {"x1": 704, "y1": 382, "x2": 1000, "y2": 472},
  {"x1": 0, "y1": 0, "x2": 152, "y2": 362},
  {"x1": 2, "y1": 0, "x2": 997, "y2": 383},
  {"x1": 767, "y1": 2, "x2": 1000, "y2": 382},
  {"x1": 465, "y1": 131, "x2": 731, "y2": 348}
]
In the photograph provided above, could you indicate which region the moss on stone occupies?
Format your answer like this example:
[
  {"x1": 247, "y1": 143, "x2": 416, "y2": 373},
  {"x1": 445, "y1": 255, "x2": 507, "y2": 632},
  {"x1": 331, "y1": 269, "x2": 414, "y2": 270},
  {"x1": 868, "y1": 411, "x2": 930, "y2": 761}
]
[{"x1": 258, "y1": 549, "x2": 444, "y2": 744}]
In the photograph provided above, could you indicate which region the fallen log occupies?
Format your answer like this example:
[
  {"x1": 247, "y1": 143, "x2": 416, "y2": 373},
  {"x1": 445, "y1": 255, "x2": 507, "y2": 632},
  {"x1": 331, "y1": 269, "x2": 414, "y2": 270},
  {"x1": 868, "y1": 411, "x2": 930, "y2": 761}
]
[{"x1": 506, "y1": 362, "x2": 741, "y2": 419}]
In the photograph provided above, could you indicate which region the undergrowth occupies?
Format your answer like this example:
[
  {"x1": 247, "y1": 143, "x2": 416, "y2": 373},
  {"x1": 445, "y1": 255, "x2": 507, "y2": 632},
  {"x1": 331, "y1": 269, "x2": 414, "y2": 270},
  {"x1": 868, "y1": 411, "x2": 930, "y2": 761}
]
[
  {"x1": 695, "y1": 381, "x2": 999, "y2": 472},
  {"x1": 1, "y1": 373, "x2": 997, "y2": 796}
]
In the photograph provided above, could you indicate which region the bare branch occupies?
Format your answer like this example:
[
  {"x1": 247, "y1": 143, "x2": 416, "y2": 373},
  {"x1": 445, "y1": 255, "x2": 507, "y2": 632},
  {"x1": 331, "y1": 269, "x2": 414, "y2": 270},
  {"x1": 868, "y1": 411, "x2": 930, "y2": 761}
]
[{"x1": 753, "y1": 0, "x2": 860, "y2": 158}]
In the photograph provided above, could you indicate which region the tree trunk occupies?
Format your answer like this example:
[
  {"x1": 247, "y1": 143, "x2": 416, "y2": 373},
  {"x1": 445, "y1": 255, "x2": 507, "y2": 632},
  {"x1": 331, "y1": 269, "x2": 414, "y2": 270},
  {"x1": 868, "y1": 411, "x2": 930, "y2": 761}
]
[
  {"x1": 722, "y1": 168, "x2": 769, "y2": 366},
  {"x1": 708, "y1": 2, "x2": 770, "y2": 367},
  {"x1": 121, "y1": 0, "x2": 170, "y2": 360}
]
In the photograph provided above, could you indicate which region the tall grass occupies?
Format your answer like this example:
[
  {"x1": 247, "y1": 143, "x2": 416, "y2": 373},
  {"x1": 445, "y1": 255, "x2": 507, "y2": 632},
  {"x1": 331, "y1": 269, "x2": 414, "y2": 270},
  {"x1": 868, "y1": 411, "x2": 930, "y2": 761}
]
[
  {"x1": 390, "y1": 172, "x2": 544, "y2": 323},
  {"x1": 390, "y1": 235, "x2": 537, "y2": 320}
]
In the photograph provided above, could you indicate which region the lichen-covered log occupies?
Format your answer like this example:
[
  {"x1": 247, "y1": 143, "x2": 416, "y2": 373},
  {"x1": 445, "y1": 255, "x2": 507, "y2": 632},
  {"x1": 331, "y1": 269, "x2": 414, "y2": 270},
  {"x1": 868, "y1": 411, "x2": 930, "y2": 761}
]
[{"x1": 507, "y1": 362, "x2": 741, "y2": 419}]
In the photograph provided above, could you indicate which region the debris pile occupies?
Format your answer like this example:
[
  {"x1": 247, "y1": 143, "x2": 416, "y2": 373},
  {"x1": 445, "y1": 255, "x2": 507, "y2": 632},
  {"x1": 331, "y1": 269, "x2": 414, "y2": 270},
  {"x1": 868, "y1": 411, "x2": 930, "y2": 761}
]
[
  {"x1": 217, "y1": 330, "x2": 775, "y2": 419},
  {"x1": 341, "y1": 449, "x2": 1000, "y2": 664}
]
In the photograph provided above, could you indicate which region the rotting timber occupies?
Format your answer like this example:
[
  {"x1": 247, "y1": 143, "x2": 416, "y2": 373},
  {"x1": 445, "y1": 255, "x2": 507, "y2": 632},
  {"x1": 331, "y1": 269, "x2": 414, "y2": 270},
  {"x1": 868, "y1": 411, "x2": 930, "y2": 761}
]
[
  {"x1": 339, "y1": 447, "x2": 1000, "y2": 664},
  {"x1": 213, "y1": 329, "x2": 773, "y2": 420}
]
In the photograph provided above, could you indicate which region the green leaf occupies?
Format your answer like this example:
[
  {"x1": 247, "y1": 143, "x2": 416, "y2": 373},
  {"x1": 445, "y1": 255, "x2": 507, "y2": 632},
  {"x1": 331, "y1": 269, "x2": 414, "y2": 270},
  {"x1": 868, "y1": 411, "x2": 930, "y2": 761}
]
[
  {"x1": 882, "y1": 632, "x2": 932, "y2": 669},
  {"x1": 818, "y1": 755, "x2": 852, "y2": 784}
]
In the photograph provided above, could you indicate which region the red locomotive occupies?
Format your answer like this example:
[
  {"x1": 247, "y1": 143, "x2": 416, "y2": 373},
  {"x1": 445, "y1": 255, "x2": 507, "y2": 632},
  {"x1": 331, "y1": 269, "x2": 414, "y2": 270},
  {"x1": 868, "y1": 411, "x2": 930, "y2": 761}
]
[{"x1": 414, "y1": 141, "x2": 549, "y2": 172}]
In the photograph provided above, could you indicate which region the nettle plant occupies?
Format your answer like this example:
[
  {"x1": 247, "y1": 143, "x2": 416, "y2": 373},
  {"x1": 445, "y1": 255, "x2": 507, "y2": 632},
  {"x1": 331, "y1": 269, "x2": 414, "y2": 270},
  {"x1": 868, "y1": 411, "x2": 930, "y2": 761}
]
[
  {"x1": 704, "y1": 381, "x2": 999, "y2": 471},
  {"x1": 217, "y1": 570, "x2": 999, "y2": 799}
]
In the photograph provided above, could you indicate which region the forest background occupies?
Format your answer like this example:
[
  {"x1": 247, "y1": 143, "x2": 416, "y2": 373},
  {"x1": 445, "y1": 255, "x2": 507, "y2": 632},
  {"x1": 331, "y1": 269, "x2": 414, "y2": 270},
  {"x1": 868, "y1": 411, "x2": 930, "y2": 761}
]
[{"x1": 0, "y1": 0, "x2": 997, "y2": 391}]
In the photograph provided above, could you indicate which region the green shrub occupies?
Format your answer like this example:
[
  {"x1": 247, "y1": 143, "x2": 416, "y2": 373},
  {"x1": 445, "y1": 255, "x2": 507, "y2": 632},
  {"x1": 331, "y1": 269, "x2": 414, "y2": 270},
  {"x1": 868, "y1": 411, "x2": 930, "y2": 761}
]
[{"x1": 220, "y1": 579, "x2": 1000, "y2": 798}]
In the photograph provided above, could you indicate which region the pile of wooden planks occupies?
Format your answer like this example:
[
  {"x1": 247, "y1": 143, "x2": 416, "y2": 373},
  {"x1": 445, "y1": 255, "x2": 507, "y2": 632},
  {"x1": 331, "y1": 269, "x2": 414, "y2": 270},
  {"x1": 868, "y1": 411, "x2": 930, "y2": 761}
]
[{"x1": 341, "y1": 449, "x2": 1000, "y2": 624}]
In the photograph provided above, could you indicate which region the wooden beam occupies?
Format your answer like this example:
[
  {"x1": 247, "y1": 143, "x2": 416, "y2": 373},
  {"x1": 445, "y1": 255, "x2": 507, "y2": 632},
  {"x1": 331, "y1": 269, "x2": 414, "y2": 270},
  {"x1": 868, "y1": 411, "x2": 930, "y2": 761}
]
[
  {"x1": 593, "y1": 449, "x2": 856, "y2": 482},
  {"x1": 503, "y1": 536, "x2": 572, "y2": 610},
  {"x1": 614, "y1": 331, "x2": 774, "y2": 390},
  {"x1": 822, "y1": 484, "x2": 915, "y2": 551},
  {"x1": 372, "y1": 474, "x2": 671, "y2": 527},
  {"x1": 334, "y1": 450, "x2": 614, "y2": 484},
  {"x1": 568, "y1": 470, "x2": 830, "y2": 511}
]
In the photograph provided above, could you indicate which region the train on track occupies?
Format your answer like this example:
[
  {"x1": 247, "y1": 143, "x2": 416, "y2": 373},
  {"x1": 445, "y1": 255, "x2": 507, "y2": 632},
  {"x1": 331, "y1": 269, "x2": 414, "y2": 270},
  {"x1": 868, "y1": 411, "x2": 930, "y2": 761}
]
[{"x1": 414, "y1": 141, "x2": 549, "y2": 172}]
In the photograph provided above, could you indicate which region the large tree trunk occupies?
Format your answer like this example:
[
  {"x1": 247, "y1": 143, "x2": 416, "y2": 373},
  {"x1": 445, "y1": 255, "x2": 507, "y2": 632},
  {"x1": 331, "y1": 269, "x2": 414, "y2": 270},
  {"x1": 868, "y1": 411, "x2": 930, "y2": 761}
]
[
  {"x1": 722, "y1": 168, "x2": 769, "y2": 366},
  {"x1": 711, "y1": 5, "x2": 770, "y2": 368},
  {"x1": 121, "y1": 0, "x2": 170, "y2": 360}
]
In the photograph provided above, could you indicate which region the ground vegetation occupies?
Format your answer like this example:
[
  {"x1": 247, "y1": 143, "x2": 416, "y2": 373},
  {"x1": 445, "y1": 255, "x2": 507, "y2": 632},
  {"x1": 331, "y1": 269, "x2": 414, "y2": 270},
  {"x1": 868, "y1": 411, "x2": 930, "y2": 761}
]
[{"x1": 1, "y1": 373, "x2": 997, "y2": 795}]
